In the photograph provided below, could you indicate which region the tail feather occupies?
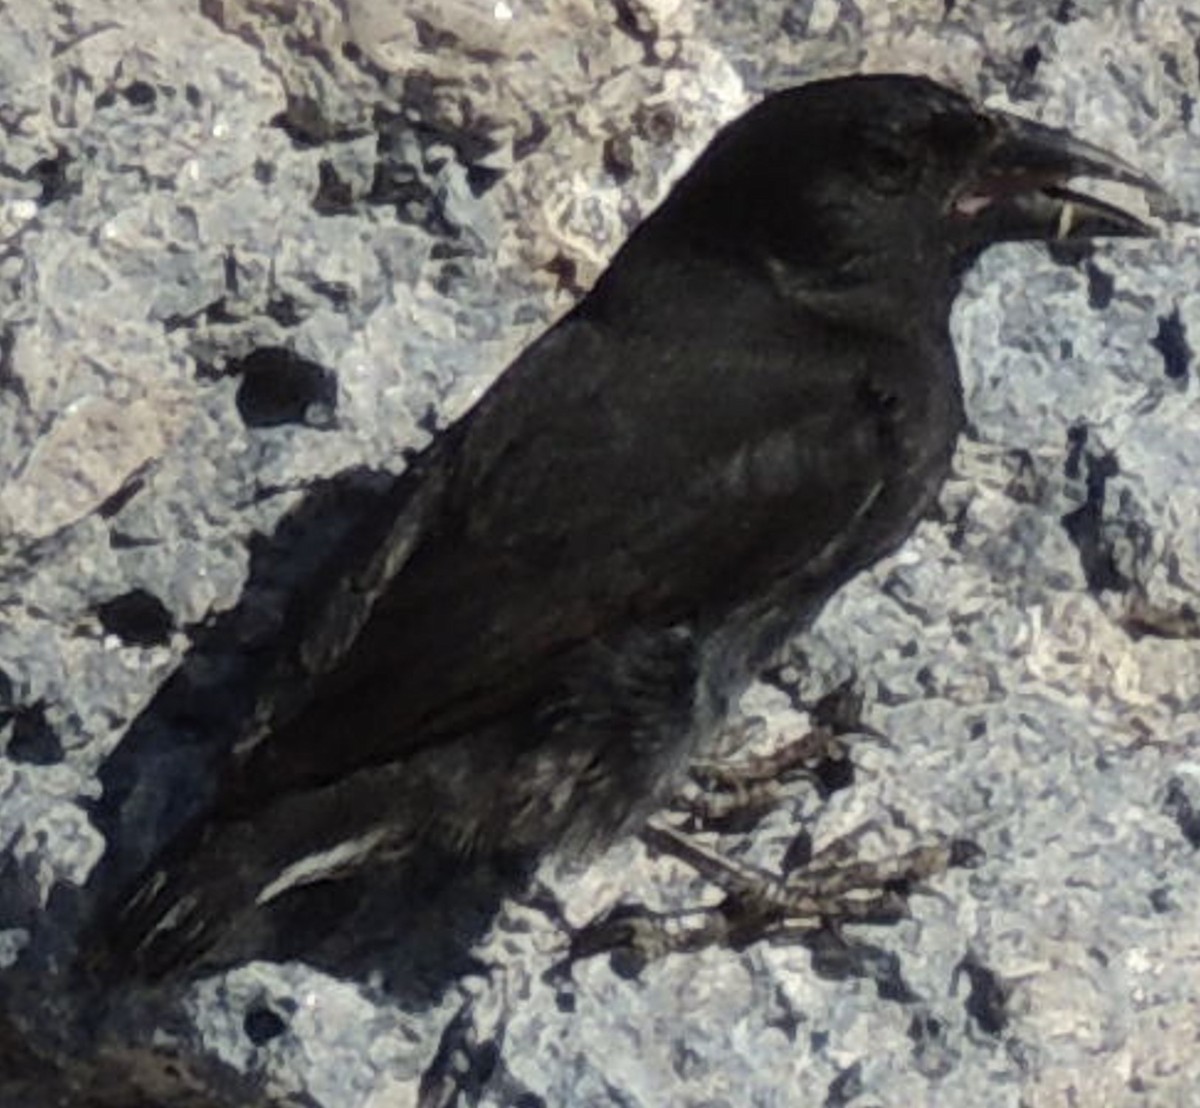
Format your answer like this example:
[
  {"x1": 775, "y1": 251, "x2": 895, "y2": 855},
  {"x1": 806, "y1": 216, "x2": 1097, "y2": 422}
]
[
  {"x1": 83, "y1": 764, "x2": 415, "y2": 983},
  {"x1": 84, "y1": 822, "x2": 261, "y2": 983}
]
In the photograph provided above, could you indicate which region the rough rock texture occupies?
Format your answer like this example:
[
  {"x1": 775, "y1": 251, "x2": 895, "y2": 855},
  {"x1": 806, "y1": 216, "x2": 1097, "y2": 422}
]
[{"x1": 1, "y1": 0, "x2": 1198, "y2": 1105}]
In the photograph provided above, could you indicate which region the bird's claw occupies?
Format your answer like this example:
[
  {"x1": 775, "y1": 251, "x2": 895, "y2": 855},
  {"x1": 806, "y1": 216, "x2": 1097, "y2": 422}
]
[
  {"x1": 562, "y1": 820, "x2": 982, "y2": 973},
  {"x1": 677, "y1": 684, "x2": 880, "y2": 832}
]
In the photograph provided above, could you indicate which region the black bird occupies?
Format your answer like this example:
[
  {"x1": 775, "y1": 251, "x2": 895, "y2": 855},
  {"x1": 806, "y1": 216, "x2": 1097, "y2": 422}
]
[{"x1": 94, "y1": 74, "x2": 1157, "y2": 980}]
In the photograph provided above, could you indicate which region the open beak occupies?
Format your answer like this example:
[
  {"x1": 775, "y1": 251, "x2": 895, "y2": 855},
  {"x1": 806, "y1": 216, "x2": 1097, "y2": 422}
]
[{"x1": 951, "y1": 110, "x2": 1161, "y2": 243}]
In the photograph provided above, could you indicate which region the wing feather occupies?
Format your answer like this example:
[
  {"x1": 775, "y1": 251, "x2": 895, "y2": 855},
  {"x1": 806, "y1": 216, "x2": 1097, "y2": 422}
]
[{"x1": 234, "y1": 287, "x2": 904, "y2": 798}]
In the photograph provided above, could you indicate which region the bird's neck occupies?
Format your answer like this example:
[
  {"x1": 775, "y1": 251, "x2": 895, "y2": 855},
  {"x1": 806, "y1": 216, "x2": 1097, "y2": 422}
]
[{"x1": 759, "y1": 248, "x2": 960, "y2": 341}]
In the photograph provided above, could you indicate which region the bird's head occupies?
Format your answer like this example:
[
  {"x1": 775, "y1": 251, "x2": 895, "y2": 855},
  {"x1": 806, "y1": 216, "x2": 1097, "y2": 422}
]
[{"x1": 654, "y1": 74, "x2": 1158, "y2": 319}]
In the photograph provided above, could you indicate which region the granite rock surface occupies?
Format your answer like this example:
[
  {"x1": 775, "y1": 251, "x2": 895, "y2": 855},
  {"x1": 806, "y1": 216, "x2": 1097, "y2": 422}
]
[{"x1": 1, "y1": 1, "x2": 1198, "y2": 1105}]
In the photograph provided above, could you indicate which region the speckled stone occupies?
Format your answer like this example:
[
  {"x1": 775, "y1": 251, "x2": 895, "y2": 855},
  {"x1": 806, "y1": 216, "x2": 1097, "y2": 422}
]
[{"x1": 1, "y1": 1, "x2": 1198, "y2": 1105}]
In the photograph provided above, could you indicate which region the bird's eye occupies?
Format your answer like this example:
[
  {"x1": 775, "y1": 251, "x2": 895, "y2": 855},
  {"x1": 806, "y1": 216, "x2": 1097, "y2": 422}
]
[{"x1": 859, "y1": 134, "x2": 919, "y2": 195}]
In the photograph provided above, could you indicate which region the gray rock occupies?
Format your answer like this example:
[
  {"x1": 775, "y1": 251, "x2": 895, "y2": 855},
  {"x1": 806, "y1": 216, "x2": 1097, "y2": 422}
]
[{"x1": 2, "y1": 0, "x2": 1198, "y2": 1105}]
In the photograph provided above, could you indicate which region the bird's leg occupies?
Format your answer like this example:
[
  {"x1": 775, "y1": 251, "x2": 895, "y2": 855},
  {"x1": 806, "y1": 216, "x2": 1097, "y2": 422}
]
[
  {"x1": 644, "y1": 822, "x2": 978, "y2": 926},
  {"x1": 561, "y1": 681, "x2": 980, "y2": 973},
  {"x1": 563, "y1": 822, "x2": 980, "y2": 973},
  {"x1": 675, "y1": 679, "x2": 884, "y2": 833}
]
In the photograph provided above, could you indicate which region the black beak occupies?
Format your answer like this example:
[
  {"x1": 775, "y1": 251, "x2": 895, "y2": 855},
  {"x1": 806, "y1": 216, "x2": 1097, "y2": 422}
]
[{"x1": 951, "y1": 109, "x2": 1161, "y2": 244}]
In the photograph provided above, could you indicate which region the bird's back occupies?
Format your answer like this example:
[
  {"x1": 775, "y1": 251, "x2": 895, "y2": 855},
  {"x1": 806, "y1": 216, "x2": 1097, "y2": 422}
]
[{"x1": 233, "y1": 244, "x2": 964, "y2": 813}]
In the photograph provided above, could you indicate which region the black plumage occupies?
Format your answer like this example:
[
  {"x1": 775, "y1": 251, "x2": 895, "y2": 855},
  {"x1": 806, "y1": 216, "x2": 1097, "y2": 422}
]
[{"x1": 93, "y1": 74, "x2": 1156, "y2": 980}]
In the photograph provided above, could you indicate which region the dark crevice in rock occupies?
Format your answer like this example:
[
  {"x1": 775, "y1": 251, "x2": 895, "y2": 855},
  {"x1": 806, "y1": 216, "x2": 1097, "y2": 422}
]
[
  {"x1": 1151, "y1": 306, "x2": 1191, "y2": 380},
  {"x1": 30, "y1": 146, "x2": 80, "y2": 205},
  {"x1": 368, "y1": 116, "x2": 463, "y2": 237},
  {"x1": 1064, "y1": 422, "x2": 1088, "y2": 479},
  {"x1": 313, "y1": 159, "x2": 355, "y2": 214},
  {"x1": 907, "y1": 1009, "x2": 954, "y2": 1076},
  {"x1": 419, "y1": 1000, "x2": 502, "y2": 1106},
  {"x1": 513, "y1": 111, "x2": 551, "y2": 160},
  {"x1": 307, "y1": 279, "x2": 352, "y2": 311},
  {"x1": 414, "y1": 17, "x2": 461, "y2": 52},
  {"x1": 368, "y1": 84, "x2": 504, "y2": 240},
  {"x1": 824, "y1": 1061, "x2": 864, "y2": 1107},
  {"x1": 610, "y1": 0, "x2": 660, "y2": 62},
  {"x1": 6, "y1": 701, "x2": 64, "y2": 765},
  {"x1": 466, "y1": 162, "x2": 504, "y2": 196},
  {"x1": 96, "y1": 589, "x2": 175, "y2": 648},
  {"x1": 98, "y1": 468, "x2": 150, "y2": 519},
  {"x1": 162, "y1": 298, "x2": 233, "y2": 333},
  {"x1": 1148, "y1": 885, "x2": 1175, "y2": 912},
  {"x1": 1164, "y1": 777, "x2": 1200, "y2": 848},
  {"x1": 956, "y1": 953, "x2": 1010, "y2": 1035},
  {"x1": 541, "y1": 253, "x2": 587, "y2": 299},
  {"x1": 242, "y1": 1004, "x2": 288, "y2": 1046},
  {"x1": 228, "y1": 347, "x2": 338, "y2": 428},
  {"x1": 265, "y1": 293, "x2": 305, "y2": 327},
  {"x1": 122, "y1": 81, "x2": 157, "y2": 107},
  {"x1": 1085, "y1": 261, "x2": 1114, "y2": 309},
  {"x1": 603, "y1": 133, "x2": 636, "y2": 184},
  {"x1": 0, "y1": 325, "x2": 27, "y2": 406},
  {"x1": 1006, "y1": 42, "x2": 1045, "y2": 100},
  {"x1": 1061, "y1": 441, "x2": 1138, "y2": 595},
  {"x1": 95, "y1": 81, "x2": 159, "y2": 111},
  {"x1": 806, "y1": 929, "x2": 920, "y2": 1003},
  {"x1": 270, "y1": 93, "x2": 368, "y2": 148}
]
